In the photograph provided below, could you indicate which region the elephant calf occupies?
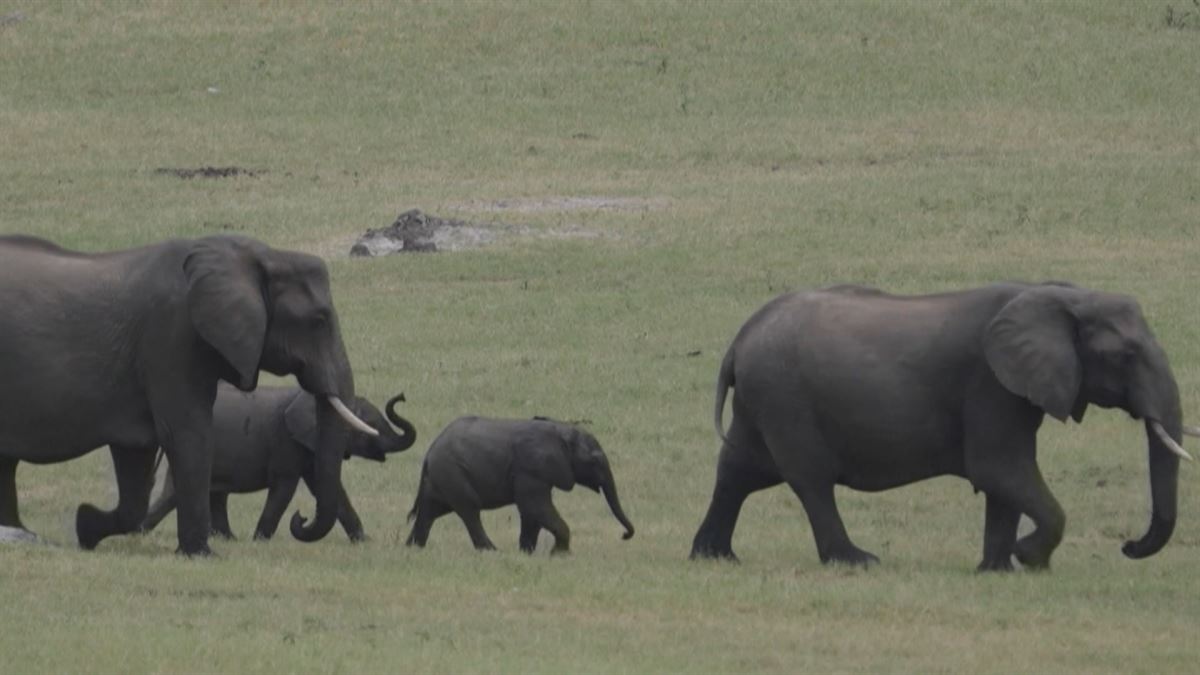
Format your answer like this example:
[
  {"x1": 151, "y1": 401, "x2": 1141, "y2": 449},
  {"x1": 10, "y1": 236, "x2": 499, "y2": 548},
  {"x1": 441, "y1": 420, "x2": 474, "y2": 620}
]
[
  {"x1": 141, "y1": 384, "x2": 416, "y2": 542},
  {"x1": 406, "y1": 416, "x2": 635, "y2": 553}
]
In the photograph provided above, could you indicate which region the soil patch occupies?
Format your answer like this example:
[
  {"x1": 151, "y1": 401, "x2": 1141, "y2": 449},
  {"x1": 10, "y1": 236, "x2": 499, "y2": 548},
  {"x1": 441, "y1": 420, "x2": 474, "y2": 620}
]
[{"x1": 154, "y1": 166, "x2": 263, "y2": 179}]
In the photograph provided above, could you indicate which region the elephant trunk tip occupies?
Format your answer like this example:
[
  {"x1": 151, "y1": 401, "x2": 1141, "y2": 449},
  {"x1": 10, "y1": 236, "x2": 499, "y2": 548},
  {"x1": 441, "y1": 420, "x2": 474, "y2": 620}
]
[
  {"x1": 621, "y1": 527, "x2": 635, "y2": 541},
  {"x1": 1122, "y1": 513, "x2": 1175, "y2": 560}
]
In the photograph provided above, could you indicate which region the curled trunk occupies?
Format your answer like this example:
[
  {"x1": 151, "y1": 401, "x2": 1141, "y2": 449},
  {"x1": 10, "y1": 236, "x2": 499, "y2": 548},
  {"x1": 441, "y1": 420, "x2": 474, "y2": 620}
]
[
  {"x1": 290, "y1": 397, "x2": 350, "y2": 542},
  {"x1": 601, "y1": 464, "x2": 635, "y2": 540},
  {"x1": 385, "y1": 394, "x2": 417, "y2": 452}
]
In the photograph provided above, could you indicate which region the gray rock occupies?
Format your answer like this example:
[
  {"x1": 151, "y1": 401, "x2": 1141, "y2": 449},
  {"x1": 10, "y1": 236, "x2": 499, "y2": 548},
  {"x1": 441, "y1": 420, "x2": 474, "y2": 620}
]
[{"x1": 350, "y1": 209, "x2": 498, "y2": 256}]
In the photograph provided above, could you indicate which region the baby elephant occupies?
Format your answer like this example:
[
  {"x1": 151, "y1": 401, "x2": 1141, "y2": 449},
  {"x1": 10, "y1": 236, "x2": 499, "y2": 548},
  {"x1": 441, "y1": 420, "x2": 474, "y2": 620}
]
[
  {"x1": 141, "y1": 384, "x2": 416, "y2": 542},
  {"x1": 406, "y1": 416, "x2": 635, "y2": 553}
]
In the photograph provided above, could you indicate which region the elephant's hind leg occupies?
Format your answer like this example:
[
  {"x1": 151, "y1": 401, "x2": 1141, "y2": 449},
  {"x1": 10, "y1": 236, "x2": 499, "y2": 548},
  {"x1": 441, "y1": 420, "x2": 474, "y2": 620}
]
[
  {"x1": 0, "y1": 458, "x2": 27, "y2": 531},
  {"x1": 406, "y1": 495, "x2": 450, "y2": 547},
  {"x1": 763, "y1": 416, "x2": 878, "y2": 567},
  {"x1": 77, "y1": 446, "x2": 156, "y2": 550},
  {"x1": 456, "y1": 508, "x2": 497, "y2": 551},
  {"x1": 209, "y1": 493, "x2": 236, "y2": 539},
  {"x1": 691, "y1": 420, "x2": 783, "y2": 561}
]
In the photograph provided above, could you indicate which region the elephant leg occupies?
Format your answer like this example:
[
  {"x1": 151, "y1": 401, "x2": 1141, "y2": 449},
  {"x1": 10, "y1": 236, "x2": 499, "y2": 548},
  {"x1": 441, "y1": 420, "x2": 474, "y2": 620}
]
[
  {"x1": 979, "y1": 467, "x2": 1063, "y2": 570},
  {"x1": 517, "y1": 497, "x2": 569, "y2": 555},
  {"x1": 405, "y1": 495, "x2": 450, "y2": 547},
  {"x1": 514, "y1": 476, "x2": 567, "y2": 554},
  {"x1": 755, "y1": 410, "x2": 877, "y2": 567},
  {"x1": 517, "y1": 513, "x2": 541, "y2": 553},
  {"x1": 455, "y1": 508, "x2": 497, "y2": 551},
  {"x1": 977, "y1": 494, "x2": 1021, "y2": 572},
  {"x1": 77, "y1": 445, "x2": 157, "y2": 550},
  {"x1": 691, "y1": 423, "x2": 782, "y2": 561},
  {"x1": 0, "y1": 458, "x2": 26, "y2": 530},
  {"x1": 253, "y1": 476, "x2": 301, "y2": 540},
  {"x1": 965, "y1": 382, "x2": 1063, "y2": 570},
  {"x1": 209, "y1": 493, "x2": 235, "y2": 540},
  {"x1": 140, "y1": 471, "x2": 177, "y2": 534}
]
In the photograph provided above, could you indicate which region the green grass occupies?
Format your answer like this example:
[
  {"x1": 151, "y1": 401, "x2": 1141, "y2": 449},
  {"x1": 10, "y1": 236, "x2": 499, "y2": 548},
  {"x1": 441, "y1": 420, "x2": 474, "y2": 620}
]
[{"x1": 2, "y1": 1, "x2": 1200, "y2": 672}]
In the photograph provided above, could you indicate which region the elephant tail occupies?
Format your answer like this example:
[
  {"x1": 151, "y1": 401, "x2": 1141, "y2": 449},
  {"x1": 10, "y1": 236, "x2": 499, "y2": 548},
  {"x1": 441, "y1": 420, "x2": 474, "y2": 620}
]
[
  {"x1": 714, "y1": 343, "x2": 735, "y2": 443},
  {"x1": 407, "y1": 461, "x2": 428, "y2": 524}
]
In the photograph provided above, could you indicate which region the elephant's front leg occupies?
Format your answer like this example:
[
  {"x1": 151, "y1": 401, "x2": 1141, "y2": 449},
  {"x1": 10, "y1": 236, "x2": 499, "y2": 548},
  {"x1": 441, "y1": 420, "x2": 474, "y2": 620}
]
[
  {"x1": 977, "y1": 494, "x2": 1020, "y2": 572},
  {"x1": 253, "y1": 476, "x2": 301, "y2": 540},
  {"x1": 515, "y1": 478, "x2": 569, "y2": 555},
  {"x1": 0, "y1": 458, "x2": 27, "y2": 531},
  {"x1": 77, "y1": 446, "x2": 157, "y2": 550}
]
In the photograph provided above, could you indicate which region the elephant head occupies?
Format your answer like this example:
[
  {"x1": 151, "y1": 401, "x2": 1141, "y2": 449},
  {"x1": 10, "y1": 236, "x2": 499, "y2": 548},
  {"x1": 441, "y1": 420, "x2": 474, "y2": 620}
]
[
  {"x1": 285, "y1": 392, "x2": 417, "y2": 463},
  {"x1": 183, "y1": 236, "x2": 377, "y2": 543},
  {"x1": 528, "y1": 419, "x2": 635, "y2": 540},
  {"x1": 984, "y1": 284, "x2": 1190, "y2": 559}
]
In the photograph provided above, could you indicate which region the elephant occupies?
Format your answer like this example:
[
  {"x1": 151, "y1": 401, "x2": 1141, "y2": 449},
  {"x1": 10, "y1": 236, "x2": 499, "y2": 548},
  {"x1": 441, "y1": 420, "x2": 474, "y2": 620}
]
[
  {"x1": 690, "y1": 282, "x2": 1193, "y2": 571},
  {"x1": 0, "y1": 234, "x2": 379, "y2": 555},
  {"x1": 406, "y1": 416, "x2": 635, "y2": 553},
  {"x1": 140, "y1": 385, "x2": 416, "y2": 542}
]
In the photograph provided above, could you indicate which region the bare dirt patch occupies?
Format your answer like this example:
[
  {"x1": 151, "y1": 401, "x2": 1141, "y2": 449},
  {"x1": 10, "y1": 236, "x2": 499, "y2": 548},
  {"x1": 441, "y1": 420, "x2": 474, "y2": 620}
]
[
  {"x1": 154, "y1": 166, "x2": 263, "y2": 179},
  {"x1": 350, "y1": 209, "x2": 601, "y2": 256}
]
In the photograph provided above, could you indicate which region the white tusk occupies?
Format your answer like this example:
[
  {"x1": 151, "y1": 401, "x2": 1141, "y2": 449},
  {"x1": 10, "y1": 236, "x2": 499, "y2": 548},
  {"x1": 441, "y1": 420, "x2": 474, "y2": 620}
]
[
  {"x1": 1151, "y1": 421, "x2": 1193, "y2": 462},
  {"x1": 1182, "y1": 425, "x2": 1200, "y2": 439},
  {"x1": 329, "y1": 396, "x2": 379, "y2": 437}
]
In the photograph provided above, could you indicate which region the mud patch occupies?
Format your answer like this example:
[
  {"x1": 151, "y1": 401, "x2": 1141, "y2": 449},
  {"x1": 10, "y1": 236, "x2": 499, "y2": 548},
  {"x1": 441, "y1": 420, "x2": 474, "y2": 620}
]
[
  {"x1": 449, "y1": 195, "x2": 667, "y2": 213},
  {"x1": 154, "y1": 166, "x2": 263, "y2": 179},
  {"x1": 350, "y1": 208, "x2": 600, "y2": 256}
]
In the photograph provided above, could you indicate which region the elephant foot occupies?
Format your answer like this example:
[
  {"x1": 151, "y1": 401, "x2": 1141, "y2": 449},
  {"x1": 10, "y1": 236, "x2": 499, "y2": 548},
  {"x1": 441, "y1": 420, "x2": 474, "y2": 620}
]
[
  {"x1": 820, "y1": 546, "x2": 880, "y2": 568},
  {"x1": 75, "y1": 503, "x2": 109, "y2": 550},
  {"x1": 348, "y1": 531, "x2": 369, "y2": 544},
  {"x1": 473, "y1": 542, "x2": 497, "y2": 552},
  {"x1": 689, "y1": 536, "x2": 741, "y2": 562},
  {"x1": 1014, "y1": 539, "x2": 1052, "y2": 570},
  {"x1": 976, "y1": 557, "x2": 1016, "y2": 573},
  {"x1": 252, "y1": 530, "x2": 273, "y2": 542},
  {"x1": 175, "y1": 544, "x2": 216, "y2": 558},
  {"x1": 550, "y1": 546, "x2": 571, "y2": 557},
  {"x1": 0, "y1": 525, "x2": 39, "y2": 544}
]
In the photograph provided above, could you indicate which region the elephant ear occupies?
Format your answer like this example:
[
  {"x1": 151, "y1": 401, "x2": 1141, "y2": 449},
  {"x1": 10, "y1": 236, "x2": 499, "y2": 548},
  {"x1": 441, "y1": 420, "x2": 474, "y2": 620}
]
[
  {"x1": 514, "y1": 425, "x2": 575, "y2": 492},
  {"x1": 283, "y1": 392, "x2": 319, "y2": 454},
  {"x1": 183, "y1": 238, "x2": 268, "y2": 391},
  {"x1": 983, "y1": 287, "x2": 1082, "y2": 422}
]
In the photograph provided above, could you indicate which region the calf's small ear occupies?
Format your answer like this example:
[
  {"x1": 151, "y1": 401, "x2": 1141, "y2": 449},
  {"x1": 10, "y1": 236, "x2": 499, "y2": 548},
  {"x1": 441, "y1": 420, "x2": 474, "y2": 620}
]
[{"x1": 284, "y1": 393, "x2": 319, "y2": 453}]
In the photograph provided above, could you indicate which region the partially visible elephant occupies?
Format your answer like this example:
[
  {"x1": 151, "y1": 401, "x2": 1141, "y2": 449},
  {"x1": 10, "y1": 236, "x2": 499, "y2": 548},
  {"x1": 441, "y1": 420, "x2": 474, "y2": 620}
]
[
  {"x1": 141, "y1": 385, "x2": 416, "y2": 542},
  {"x1": 690, "y1": 282, "x2": 1192, "y2": 571},
  {"x1": 406, "y1": 416, "x2": 635, "y2": 553},
  {"x1": 0, "y1": 234, "x2": 378, "y2": 555}
]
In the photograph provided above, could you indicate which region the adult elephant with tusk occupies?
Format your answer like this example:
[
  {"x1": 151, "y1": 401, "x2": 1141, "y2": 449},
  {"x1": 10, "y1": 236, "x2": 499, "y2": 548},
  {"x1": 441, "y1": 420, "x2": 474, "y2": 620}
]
[
  {"x1": 690, "y1": 282, "x2": 1191, "y2": 571},
  {"x1": 0, "y1": 234, "x2": 377, "y2": 555}
]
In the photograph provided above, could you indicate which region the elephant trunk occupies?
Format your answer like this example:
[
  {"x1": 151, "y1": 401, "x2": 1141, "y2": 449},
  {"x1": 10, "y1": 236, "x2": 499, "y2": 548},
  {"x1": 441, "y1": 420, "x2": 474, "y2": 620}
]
[
  {"x1": 384, "y1": 393, "x2": 417, "y2": 452},
  {"x1": 1122, "y1": 368, "x2": 1183, "y2": 559},
  {"x1": 290, "y1": 396, "x2": 352, "y2": 542},
  {"x1": 600, "y1": 464, "x2": 635, "y2": 540}
]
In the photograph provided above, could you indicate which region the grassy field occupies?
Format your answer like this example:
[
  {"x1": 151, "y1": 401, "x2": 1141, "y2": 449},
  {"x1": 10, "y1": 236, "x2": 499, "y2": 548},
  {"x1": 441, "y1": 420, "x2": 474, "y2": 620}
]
[{"x1": 2, "y1": 1, "x2": 1200, "y2": 672}]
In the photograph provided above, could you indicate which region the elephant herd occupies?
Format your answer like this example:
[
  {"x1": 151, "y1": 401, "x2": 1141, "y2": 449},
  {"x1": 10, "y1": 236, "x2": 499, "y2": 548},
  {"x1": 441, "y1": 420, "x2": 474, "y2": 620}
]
[{"x1": 0, "y1": 234, "x2": 1192, "y2": 572}]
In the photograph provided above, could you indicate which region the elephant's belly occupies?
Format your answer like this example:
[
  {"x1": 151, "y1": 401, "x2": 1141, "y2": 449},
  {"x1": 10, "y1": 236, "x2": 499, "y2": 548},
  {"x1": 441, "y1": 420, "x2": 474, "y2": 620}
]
[{"x1": 828, "y1": 419, "x2": 965, "y2": 491}]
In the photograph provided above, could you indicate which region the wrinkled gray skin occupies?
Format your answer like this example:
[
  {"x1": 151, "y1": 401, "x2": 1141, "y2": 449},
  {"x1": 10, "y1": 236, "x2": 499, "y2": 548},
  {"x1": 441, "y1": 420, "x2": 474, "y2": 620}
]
[
  {"x1": 0, "y1": 235, "x2": 364, "y2": 555},
  {"x1": 141, "y1": 385, "x2": 416, "y2": 542},
  {"x1": 691, "y1": 282, "x2": 1186, "y2": 571},
  {"x1": 406, "y1": 416, "x2": 635, "y2": 553}
]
